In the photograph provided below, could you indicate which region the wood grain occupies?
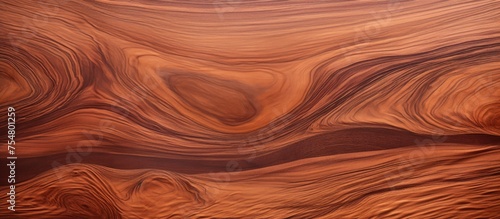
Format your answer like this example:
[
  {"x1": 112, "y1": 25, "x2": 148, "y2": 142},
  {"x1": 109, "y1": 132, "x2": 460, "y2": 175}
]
[{"x1": 1, "y1": 0, "x2": 499, "y2": 218}]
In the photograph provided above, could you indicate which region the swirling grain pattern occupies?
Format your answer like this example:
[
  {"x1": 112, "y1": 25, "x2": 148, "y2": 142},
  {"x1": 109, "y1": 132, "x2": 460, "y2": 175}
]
[{"x1": 0, "y1": 0, "x2": 499, "y2": 218}]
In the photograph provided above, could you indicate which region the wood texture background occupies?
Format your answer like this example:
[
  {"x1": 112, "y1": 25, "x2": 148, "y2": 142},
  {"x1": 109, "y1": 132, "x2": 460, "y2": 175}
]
[{"x1": 1, "y1": 0, "x2": 500, "y2": 218}]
